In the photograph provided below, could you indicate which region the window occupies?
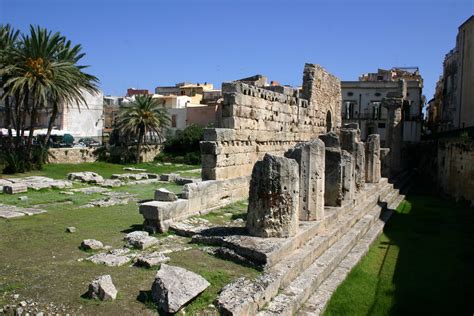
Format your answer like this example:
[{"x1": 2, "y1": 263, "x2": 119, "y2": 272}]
[
  {"x1": 180, "y1": 90, "x2": 186, "y2": 96},
  {"x1": 374, "y1": 92, "x2": 381, "y2": 97},
  {"x1": 171, "y1": 115, "x2": 177, "y2": 128},
  {"x1": 378, "y1": 123, "x2": 386, "y2": 128},
  {"x1": 371, "y1": 101, "x2": 381, "y2": 119},
  {"x1": 347, "y1": 92, "x2": 354, "y2": 97},
  {"x1": 343, "y1": 101, "x2": 355, "y2": 119},
  {"x1": 377, "y1": 75, "x2": 384, "y2": 81}
]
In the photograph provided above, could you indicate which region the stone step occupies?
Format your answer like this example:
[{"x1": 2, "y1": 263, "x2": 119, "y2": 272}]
[
  {"x1": 216, "y1": 180, "x2": 397, "y2": 315},
  {"x1": 299, "y1": 190, "x2": 406, "y2": 315},
  {"x1": 257, "y1": 197, "x2": 395, "y2": 316}
]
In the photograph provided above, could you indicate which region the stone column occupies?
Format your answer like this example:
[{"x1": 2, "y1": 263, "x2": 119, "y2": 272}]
[
  {"x1": 383, "y1": 99, "x2": 403, "y2": 176},
  {"x1": 341, "y1": 150, "x2": 355, "y2": 201},
  {"x1": 319, "y1": 132, "x2": 344, "y2": 207},
  {"x1": 285, "y1": 139, "x2": 325, "y2": 221},
  {"x1": 380, "y1": 148, "x2": 391, "y2": 178},
  {"x1": 246, "y1": 154, "x2": 299, "y2": 238},
  {"x1": 341, "y1": 128, "x2": 365, "y2": 191},
  {"x1": 365, "y1": 134, "x2": 381, "y2": 183}
]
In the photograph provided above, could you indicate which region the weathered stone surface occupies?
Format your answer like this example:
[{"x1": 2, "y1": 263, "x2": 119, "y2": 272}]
[
  {"x1": 151, "y1": 264, "x2": 210, "y2": 313},
  {"x1": 86, "y1": 253, "x2": 130, "y2": 267},
  {"x1": 341, "y1": 150, "x2": 355, "y2": 201},
  {"x1": 380, "y1": 148, "x2": 391, "y2": 178},
  {"x1": 67, "y1": 172, "x2": 104, "y2": 184},
  {"x1": 246, "y1": 154, "x2": 299, "y2": 238},
  {"x1": 175, "y1": 177, "x2": 198, "y2": 185},
  {"x1": 318, "y1": 132, "x2": 340, "y2": 148},
  {"x1": 154, "y1": 188, "x2": 178, "y2": 202},
  {"x1": 123, "y1": 167, "x2": 147, "y2": 172},
  {"x1": 159, "y1": 173, "x2": 179, "y2": 182},
  {"x1": 71, "y1": 186, "x2": 110, "y2": 194},
  {"x1": 88, "y1": 275, "x2": 117, "y2": 301},
  {"x1": 81, "y1": 239, "x2": 104, "y2": 250},
  {"x1": 365, "y1": 134, "x2": 381, "y2": 183},
  {"x1": 0, "y1": 204, "x2": 46, "y2": 218},
  {"x1": 140, "y1": 199, "x2": 189, "y2": 233},
  {"x1": 383, "y1": 98, "x2": 403, "y2": 175},
  {"x1": 341, "y1": 128, "x2": 365, "y2": 191},
  {"x1": 285, "y1": 139, "x2": 325, "y2": 221},
  {"x1": 324, "y1": 147, "x2": 343, "y2": 206},
  {"x1": 111, "y1": 173, "x2": 148, "y2": 181},
  {"x1": 100, "y1": 179, "x2": 122, "y2": 187},
  {"x1": 0, "y1": 179, "x2": 12, "y2": 191},
  {"x1": 124, "y1": 231, "x2": 159, "y2": 250},
  {"x1": 135, "y1": 252, "x2": 170, "y2": 268},
  {"x1": 3, "y1": 183, "x2": 27, "y2": 194}
]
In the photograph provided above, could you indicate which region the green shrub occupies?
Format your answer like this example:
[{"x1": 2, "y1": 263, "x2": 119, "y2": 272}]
[{"x1": 158, "y1": 124, "x2": 203, "y2": 165}]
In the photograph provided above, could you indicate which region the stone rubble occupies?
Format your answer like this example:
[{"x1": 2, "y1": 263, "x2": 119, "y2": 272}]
[
  {"x1": 67, "y1": 172, "x2": 104, "y2": 184},
  {"x1": 0, "y1": 204, "x2": 47, "y2": 219},
  {"x1": 151, "y1": 264, "x2": 210, "y2": 313}
]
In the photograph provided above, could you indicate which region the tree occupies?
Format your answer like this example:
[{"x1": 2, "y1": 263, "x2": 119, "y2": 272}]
[
  {"x1": 116, "y1": 95, "x2": 170, "y2": 163},
  {"x1": 0, "y1": 25, "x2": 98, "y2": 172}
]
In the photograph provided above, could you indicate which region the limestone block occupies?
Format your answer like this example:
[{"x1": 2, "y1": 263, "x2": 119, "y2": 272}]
[
  {"x1": 203, "y1": 128, "x2": 235, "y2": 142},
  {"x1": 139, "y1": 199, "x2": 189, "y2": 233},
  {"x1": 341, "y1": 150, "x2": 355, "y2": 201},
  {"x1": 3, "y1": 183, "x2": 27, "y2": 194},
  {"x1": 88, "y1": 275, "x2": 117, "y2": 301},
  {"x1": 365, "y1": 134, "x2": 381, "y2": 183},
  {"x1": 285, "y1": 139, "x2": 325, "y2": 221},
  {"x1": 154, "y1": 188, "x2": 178, "y2": 202},
  {"x1": 159, "y1": 173, "x2": 179, "y2": 182},
  {"x1": 340, "y1": 129, "x2": 359, "y2": 153},
  {"x1": 246, "y1": 154, "x2": 299, "y2": 238},
  {"x1": 152, "y1": 264, "x2": 210, "y2": 313},
  {"x1": 324, "y1": 148, "x2": 343, "y2": 206}
]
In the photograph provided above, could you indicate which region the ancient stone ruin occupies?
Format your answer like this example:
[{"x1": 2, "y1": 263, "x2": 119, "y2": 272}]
[{"x1": 136, "y1": 63, "x2": 408, "y2": 315}]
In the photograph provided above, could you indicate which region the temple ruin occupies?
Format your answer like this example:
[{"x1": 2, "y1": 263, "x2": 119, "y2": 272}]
[{"x1": 138, "y1": 63, "x2": 407, "y2": 315}]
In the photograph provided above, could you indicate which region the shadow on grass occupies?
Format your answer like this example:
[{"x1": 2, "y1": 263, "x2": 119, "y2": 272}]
[
  {"x1": 121, "y1": 224, "x2": 144, "y2": 234},
  {"x1": 382, "y1": 176, "x2": 474, "y2": 315}
]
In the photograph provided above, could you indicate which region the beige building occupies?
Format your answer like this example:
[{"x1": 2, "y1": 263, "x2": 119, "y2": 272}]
[
  {"x1": 433, "y1": 15, "x2": 474, "y2": 131},
  {"x1": 341, "y1": 67, "x2": 423, "y2": 144}
]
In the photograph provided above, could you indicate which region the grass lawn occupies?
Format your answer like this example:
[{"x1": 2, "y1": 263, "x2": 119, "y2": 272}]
[
  {"x1": 0, "y1": 162, "x2": 259, "y2": 315},
  {"x1": 0, "y1": 161, "x2": 200, "y2": 180},
  {"x1": 324, "y1": 175, "x2": 474, "y2": 316}
]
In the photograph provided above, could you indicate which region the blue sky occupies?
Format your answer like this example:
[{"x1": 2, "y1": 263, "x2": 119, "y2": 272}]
[{"x1": 1, "y1": 0, "x2": 473, "y2": 104}]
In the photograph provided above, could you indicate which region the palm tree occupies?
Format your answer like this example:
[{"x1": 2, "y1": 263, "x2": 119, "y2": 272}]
[
  {"x1": 116, "y1": 95, "x2": 170, "y2": 163},
  {"x1": 1, "y1": 25, "x2": 98, "y2": 162},
  {"x1": 0, "y1": 24, "x2": 20, "y2": 143}
]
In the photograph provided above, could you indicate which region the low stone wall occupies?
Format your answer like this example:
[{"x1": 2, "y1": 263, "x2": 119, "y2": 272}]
[
  {"x1": 47, "y1": 145, "x2": 162, "y2": 164},
  {"x1": 140, "y1": 176, "x2": 250, "y2": 232},
  {"x1": 48, "y1": 148, "x2": 97, "y2": 164},
  {"x1": 437, "y1": 139, "x2": 474, "y2": 204}
]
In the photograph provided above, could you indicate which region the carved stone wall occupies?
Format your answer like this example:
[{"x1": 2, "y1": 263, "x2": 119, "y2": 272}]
[{"x1": 201, "y1": 64, "x2": 341, "y2": 180}]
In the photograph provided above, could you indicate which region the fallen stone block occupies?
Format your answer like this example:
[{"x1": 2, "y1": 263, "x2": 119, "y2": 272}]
[
  {"x1": 152, "y1": 264, "x2": 210, "y2": 313},
  {"x1": 100, "y1": 179, "x2": 122, "y2": 188},
  {"x1": 88, "y1": 275, "x2": 117, "y2": 301},
  {"x1": 140, "y1": 199, "x2": 189, "y2": 233},
  {"x1": 135, "y1": 252, "x2": 170, "y2": 268},
  {"x1": 154, "y1": 188, "x2": 178, "y2": 202},
  {"x1": 86, "y1": 253, "x2": 130, "y2": 267},
  {"x1": 159, "y1": 173, "x2": 179, "y2": 182},
  {"x1": 81, "y1": 239, "x2": 104, "y2": 250},
  {"x1": 3, "y1": 183, "x2": 27, "y2": 194},
  {"x1": 67, "y1": 172, "x2": 104, "y2": 184},
  {"x1": 124, "y1": 231, "x2": 159, "y2": 250},
  {"x1": 175, "y1": 177, "x2": 198, "y2": 185},
  {"x1": 0, "y1": 210, "x2": 26, "y2": 219},
  {"x1": 66, "y1": 226, "x2": 76, "y2": 233}
]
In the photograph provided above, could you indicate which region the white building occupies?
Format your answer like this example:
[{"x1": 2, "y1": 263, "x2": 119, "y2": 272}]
[{"x1": 341, "y1": 68, "x2": 423, "y2": 144}]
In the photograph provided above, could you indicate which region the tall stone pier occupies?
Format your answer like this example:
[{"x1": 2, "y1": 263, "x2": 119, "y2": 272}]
[
  {"x1": 285, "y1": 139, "x2": 325, "y2": 221},
  {"x1": 246, "y1": 154, "x2": 300, "y2": 238},
  {"x1": 384, "y1": 99, "x2": 403, "y2": 176},
  {"x1": 365, "y1": 134, "x2": 381, "y2": 183},
  {"x1": 341, "y1": 127, "x2": 365, "y2": 192}
]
